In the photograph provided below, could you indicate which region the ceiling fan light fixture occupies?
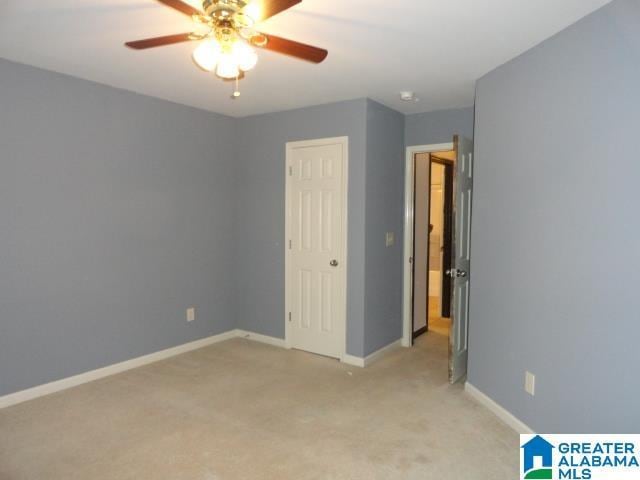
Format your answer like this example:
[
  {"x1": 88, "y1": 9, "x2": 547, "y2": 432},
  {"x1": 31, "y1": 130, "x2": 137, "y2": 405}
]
[
  {"x1": 192, "y1": 38, "x2": 222, "y2": 72},
  {"x1": 216, "y1": 52, "x2": 241, "y2": 79},
  {"x1": 126, "y1": 0, "x2": 328, "y2": 85},
  {"x1": 243, "y1": 2, "x2": 262, "y2": 22},
  {"x1": 233, "y1": 41, "x2": 258, "y2": 71},
  {"x1": 249, "y1": 33, "x2": 268, "y2": 47}
]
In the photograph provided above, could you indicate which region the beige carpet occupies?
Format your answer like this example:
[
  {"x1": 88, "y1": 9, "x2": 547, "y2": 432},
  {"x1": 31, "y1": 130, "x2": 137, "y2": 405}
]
[{"x1": 0, "y1": 329, "x2": 518, "y2": 479}]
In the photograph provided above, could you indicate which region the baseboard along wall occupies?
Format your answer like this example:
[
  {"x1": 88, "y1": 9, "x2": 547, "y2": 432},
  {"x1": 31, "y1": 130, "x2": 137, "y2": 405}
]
[
  {"x1": 0, "y1": 329, "x2": 281, "y2": 409},
  {"x1": 1, "y1": 329, "x2": 405, "y2": 409},
  {"x1": 342, "y1": 339, "x2": 403, "y2": 368},
  {"x1": 2, "y1": 331, "x2": 528, "y2": 438},
  {"x1": 464, "y1": 382, "x2": 535, "y2": 434}
]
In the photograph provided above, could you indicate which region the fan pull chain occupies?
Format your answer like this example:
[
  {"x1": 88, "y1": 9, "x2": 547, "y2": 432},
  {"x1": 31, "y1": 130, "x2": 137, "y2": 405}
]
[{"x1": 231, "y1": 75, "x2": 241, "y2": 99}]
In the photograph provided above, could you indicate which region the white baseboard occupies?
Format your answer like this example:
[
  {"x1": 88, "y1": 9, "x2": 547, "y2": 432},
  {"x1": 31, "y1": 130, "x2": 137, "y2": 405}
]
[
  {"x1": 464, "y1": 382, "x2": 535, "y2": 434},
  {"x1": 234, "y1": 329, "x2": 286, "y2": 348},
  {"x1": 341, "y1": 354, "x2": 365, "y2": 368},
  {"x1": 364, "y1": 339, "x2": 402, "y2": 366},
  {"x1": 341, "y1": 339, "x2": 402, "y2": 368},
  {"x1": 0, "y1": 329, "x2": 286, "y2": 410}
]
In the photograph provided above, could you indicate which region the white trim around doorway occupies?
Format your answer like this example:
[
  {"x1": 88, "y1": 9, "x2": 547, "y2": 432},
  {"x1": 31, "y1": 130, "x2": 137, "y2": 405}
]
[{"x1": 402, "y1": 142, "x2": 454, "y2": 347}]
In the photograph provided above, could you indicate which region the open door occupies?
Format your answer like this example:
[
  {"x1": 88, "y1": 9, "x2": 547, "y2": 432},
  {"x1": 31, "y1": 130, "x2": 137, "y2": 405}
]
[{"x1": 448, "y1": 135, "x2": 473, "y2": 384}]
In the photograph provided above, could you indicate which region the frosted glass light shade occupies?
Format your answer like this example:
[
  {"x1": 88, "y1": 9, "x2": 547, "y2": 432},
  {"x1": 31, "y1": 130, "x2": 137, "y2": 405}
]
[
  {"x1": 233, "y1": 41, "x2": 258, "y2": 72},
  {"x1": 192, "y1": 39, "x2": 222, "y2": 72},
  {"x1": 216, "y1": 53, "x2": 240, "y2": 79}
]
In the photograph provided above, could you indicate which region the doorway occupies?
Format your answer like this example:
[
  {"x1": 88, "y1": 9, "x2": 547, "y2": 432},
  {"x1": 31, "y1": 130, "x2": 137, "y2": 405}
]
[
  {"x1": 411, "y1": 150, "x2": 455, "y2": 340},
  {"x1": 402, "y1": 137, "x2": 474, "y2": 383},
  {"x1": 428, "y1": 154, "x2": 455, "y2": 332}
]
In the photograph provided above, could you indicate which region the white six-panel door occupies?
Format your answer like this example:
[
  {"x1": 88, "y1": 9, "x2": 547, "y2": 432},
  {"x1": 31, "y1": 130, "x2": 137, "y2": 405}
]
[{"x1": 285, "y1": 137, "x2": 348, "y2": 359}]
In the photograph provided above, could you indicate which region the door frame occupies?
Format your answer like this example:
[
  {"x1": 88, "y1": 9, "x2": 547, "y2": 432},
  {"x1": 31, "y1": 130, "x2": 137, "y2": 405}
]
[
  {"x1": 402, "y1": 142, "x2": 454, "y2": 347},
  {"x1": 284, "y1": 136, "x2": 349, "y2": 361}
]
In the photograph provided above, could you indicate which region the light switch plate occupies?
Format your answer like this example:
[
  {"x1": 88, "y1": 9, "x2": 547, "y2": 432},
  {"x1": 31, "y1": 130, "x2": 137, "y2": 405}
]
[
  {"x1": 186, "y1": 308, "x2": 196, "y2": 322},
  {"x1": 385, "y1": 232, "x2": 395, "y2": 247}
]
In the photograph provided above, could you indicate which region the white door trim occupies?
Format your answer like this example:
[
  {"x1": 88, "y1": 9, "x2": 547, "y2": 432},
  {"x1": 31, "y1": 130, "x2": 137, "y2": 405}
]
[
  {"x1": 402, "y1": 142, "x2": 454, "y2": 347},
  {"x1": 284, "y1": 136, "x2": 349, "y2": 361}
]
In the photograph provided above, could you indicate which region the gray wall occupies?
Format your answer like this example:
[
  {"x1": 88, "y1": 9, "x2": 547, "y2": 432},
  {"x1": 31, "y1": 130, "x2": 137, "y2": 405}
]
[
  {"x1": 364, "y1": 100, "x2": 405, "y2": 355},
  {"x1": 0, "y1": 59, "x2": 237, "y2": 396},
  {"x1": 405, "y1": 107, "x2": 475, "y2": 147},
  {"x1": 469, "y1": 0, "x2": 640, "y2": 433},
  {"x1": 0, "y1": 56, "x2": 476, "y2": 397},
  {"x1": 234, "y1": 99, "x2": 410, "y2": 357},
  {"x1": 234, "y1": 99, "x2": 368, "y2": 356}
]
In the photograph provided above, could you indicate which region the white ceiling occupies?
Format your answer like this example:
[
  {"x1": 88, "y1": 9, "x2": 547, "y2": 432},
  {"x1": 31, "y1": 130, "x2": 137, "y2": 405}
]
[{"x1": 0, "y1": 0, "x2": 611, "y2": 117}]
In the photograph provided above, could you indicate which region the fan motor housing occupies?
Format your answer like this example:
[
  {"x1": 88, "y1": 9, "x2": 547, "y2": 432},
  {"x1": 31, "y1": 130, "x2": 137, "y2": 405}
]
[{"x1": 202, "y1": 0, "x2": 247, "y2": 17}]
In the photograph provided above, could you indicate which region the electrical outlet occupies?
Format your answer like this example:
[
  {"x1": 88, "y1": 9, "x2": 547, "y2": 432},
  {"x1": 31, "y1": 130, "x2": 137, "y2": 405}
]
[
  {"x1": 525, "y1": 371, "x2": 536, "y2": 396},
  {"x1": 186, "y1": 308, "x2": 196, "y2": 322},
  {"x1": 385, "y1": 232, "x2": 395, "y2": 247}
]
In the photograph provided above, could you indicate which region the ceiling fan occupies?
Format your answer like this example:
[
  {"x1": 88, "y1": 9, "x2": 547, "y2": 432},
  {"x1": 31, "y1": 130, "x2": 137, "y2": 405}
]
[{"x1": 125, "y1": 0, "x2": 328, "y2": 85}]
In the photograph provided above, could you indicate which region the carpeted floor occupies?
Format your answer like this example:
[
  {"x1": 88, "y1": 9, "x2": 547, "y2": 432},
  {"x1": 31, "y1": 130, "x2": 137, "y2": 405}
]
[{"x1": 0, "y1": 328, "x2": 518, "y2": 479}]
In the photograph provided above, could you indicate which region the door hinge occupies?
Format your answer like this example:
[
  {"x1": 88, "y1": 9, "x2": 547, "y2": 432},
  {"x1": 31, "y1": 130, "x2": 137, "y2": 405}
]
[
  {"x1": 288, "y1": 312, "x2": 292, "y2": 322},
  {"x1": 289, "y1": 239, "x2": 292, "y2": 249},
  {"x1": 289, "y1": 166, "x2": 293, "y2": 176}
]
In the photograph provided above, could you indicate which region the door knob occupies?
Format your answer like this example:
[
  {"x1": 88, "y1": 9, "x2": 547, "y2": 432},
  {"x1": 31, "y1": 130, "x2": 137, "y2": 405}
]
[
  {"x1": 330, "y1": 260, "x2": 339, "y2": 267},
  {"x1": 446, "y1": 269, "x2": 467, "y2": 278}
]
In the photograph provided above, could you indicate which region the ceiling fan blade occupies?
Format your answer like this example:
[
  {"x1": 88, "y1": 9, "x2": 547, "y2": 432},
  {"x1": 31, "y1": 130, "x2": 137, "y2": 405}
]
[
  {"x1": 155, "y1": 0, "x2": 202, "y2": 16},
  {"x1": 257, "y1": 34, "x2": 327, "y2": 63},
  {"x1": 252, "y1": 0, "x2": 301, "y2": 21},
  {"x1": 125, "y1": 33, "x2": 195, "y2": 50}
]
